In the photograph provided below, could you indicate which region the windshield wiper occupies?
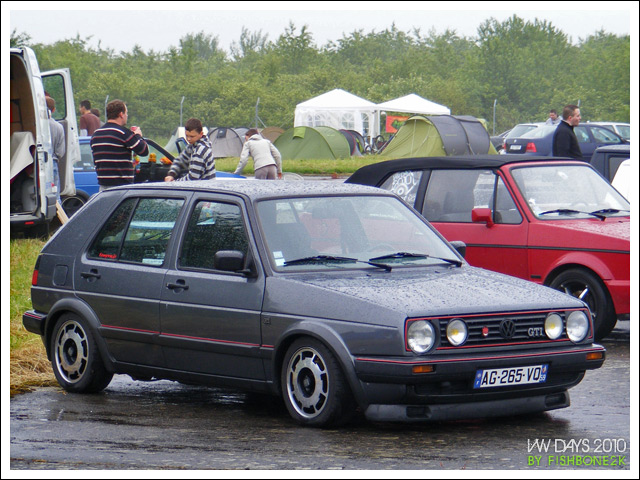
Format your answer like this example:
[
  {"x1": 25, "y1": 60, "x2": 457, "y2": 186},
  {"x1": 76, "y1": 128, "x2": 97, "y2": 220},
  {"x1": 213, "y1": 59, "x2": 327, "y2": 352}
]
[
  {"x1": 539, "y1": 208, "x2": 607, "y2": 221},
  {"x1": 369, "y1": 252, "x2": 462, "y2": 267},
  {"x1": 590, "y1": 208, "x2": 629, "y2": 216},
  {"x1": 283, "y1": 255, "x2": 392, "y2": 272}
]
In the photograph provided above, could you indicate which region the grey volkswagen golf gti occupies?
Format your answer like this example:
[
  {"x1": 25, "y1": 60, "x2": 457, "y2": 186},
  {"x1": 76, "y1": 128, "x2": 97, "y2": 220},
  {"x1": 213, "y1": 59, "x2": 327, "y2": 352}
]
[{"x1": 23, "y1": 180, "x2": 605, "y2": 427}]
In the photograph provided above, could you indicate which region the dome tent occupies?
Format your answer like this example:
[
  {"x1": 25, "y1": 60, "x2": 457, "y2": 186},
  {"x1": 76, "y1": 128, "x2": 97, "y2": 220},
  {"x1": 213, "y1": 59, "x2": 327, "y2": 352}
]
[
  {"x1": 381, "y1": 115, "x2": 497, "y2": 158},
  {"x1": 208, "y1": 127, "x2": 248, "y2": 158},
  {"x1": 274, "y1": 126, "x2": 351, "y2": 160}
]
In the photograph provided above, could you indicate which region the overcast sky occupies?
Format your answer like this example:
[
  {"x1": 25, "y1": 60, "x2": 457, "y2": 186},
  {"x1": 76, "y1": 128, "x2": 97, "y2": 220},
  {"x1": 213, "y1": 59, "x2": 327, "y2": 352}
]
[{"x1": 5, "y1": 1, "x2": 637, "y2": 54}]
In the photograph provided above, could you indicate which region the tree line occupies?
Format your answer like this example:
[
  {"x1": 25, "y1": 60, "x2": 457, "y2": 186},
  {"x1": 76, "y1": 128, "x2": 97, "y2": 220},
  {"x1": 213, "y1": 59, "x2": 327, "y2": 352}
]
[{"x1": 10, "y1": 15, "x2": 630, "y2": 142}]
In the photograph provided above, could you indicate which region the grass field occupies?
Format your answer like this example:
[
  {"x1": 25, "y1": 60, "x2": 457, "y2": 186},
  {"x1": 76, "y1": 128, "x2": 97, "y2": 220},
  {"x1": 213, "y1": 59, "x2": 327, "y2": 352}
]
[
  {"x1": 215, "y1": 154, "x2": 391, "y2": 176},
  {"x1": 9, "y1": 238, "x2": 57, "y2": 395}
]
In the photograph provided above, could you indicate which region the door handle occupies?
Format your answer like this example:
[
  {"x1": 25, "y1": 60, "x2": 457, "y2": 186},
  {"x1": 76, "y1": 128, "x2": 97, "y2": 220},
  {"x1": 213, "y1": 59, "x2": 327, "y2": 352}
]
[
  {"x1": 81, "y1": 269, "x2": 101, "y2": 280},
  {"x1": 166, "y1": 280, "x2": 189, "y2": 291}
]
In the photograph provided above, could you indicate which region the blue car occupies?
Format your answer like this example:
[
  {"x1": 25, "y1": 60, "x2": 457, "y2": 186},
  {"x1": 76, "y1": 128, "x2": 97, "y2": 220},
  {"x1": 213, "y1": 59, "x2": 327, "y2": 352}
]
[
  {"x1": 66, "y1": 136, "x2": 243, "y2": 217},
  {"x1": 503, "y1": 123, "x2": 627, "y2": 162}
]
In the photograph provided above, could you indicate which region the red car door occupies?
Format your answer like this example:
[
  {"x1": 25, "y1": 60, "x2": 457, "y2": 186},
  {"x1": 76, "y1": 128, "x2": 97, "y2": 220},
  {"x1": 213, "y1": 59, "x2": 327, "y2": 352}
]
[{"x1": 420, "y1": 169, "x2": 531, "y2": 280}]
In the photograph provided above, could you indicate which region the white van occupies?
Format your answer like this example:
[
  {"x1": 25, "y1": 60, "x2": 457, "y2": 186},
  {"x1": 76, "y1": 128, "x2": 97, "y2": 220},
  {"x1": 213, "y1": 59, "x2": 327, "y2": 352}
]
[{"x1": 10, "y1": 46, "x2": 80, "y2": 236}]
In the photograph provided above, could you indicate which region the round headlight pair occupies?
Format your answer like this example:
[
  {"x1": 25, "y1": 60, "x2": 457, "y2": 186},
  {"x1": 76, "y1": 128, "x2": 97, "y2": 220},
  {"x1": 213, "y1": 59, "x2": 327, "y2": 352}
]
[{"x1": 544, "y1": 311, "x2": 589, "y2": 343}]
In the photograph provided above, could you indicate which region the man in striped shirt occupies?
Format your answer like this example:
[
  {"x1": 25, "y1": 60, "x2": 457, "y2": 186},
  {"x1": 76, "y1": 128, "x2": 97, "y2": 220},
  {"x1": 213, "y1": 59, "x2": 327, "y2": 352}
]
[
  {"x1": 164, "y1": 118, "x2": 216, "y2": 182},
  {"x1": 90, "y1": 99, "x2": 149, "y2": 190}
]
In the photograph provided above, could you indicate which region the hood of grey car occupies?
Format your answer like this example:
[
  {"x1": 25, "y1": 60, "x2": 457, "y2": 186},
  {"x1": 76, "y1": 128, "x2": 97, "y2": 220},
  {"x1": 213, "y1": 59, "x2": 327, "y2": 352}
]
[{"x1": 264, "y1": 265, "x2": 583, "y2": 326}]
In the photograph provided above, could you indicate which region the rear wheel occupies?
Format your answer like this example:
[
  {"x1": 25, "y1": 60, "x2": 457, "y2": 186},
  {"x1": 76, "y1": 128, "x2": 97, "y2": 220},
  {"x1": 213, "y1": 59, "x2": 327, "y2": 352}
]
[
  {"x1": 281, "y1": 338, "x2": 355, "y2": 427},
  {"x1": 548, "y1": 268, "x2": 617, "y2": 341},
  {"x1": 50, "y1": 313, "x2": 113, "y2": 393}
]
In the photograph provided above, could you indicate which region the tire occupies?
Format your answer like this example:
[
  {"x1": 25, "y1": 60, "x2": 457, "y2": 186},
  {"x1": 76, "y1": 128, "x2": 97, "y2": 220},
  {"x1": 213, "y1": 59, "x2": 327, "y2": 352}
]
[
  {"x1": 281, "y1": 338, "x2": 355, "y2": 427},
  {"x1": 548, "y1": 268, "x2": 617, "y2": 341},
  {"x1": 50, "y1": 313, "x2": 113, "y2": 393},
  {"x1": 61, "y1": 192, "x2": 89, "y2": 218}
]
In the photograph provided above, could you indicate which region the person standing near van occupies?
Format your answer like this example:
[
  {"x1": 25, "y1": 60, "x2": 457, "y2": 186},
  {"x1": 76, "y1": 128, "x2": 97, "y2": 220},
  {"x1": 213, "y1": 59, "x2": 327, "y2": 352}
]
[
  {"x1": 46, "y1": 96, "x2": 65, "y2": 203},
  {"x1": 234, "y1": 129, "x2": 282, "y2": 179},
  {"x1": 164, "y1": 118, "x2": 216, "y2": 181},
  {"x1": 90, "y1": 99, "x2": 149, "y2": 190},
  {"x1": 79, "y1": 100, "x2": 101, "y2": 135}
]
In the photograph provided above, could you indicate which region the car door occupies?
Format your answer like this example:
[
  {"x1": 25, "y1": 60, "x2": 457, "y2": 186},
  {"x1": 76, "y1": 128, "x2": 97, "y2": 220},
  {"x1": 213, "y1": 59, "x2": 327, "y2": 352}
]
[
  {"x1": 74, "y1": 194, "x2": 186, "y2": 366},
  {"x1": 160, "y1": 194, "x2": 266, "y2": 380},
  {"x1": 419, "y1": 169, "x2": 530, "y2": 279},
  {"x1": 42, "y1": 68, "x2": 81, "y2": 197}
]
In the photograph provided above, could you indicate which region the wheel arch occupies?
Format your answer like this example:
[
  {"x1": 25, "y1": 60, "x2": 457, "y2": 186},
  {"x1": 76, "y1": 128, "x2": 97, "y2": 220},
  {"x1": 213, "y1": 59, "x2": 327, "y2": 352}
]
[
  {"x1": 543, "y1": 254, "x2": 614, "y2": 288},
  {"x1": 271, "y1": 322, "x2": 368, "y2": 409},
  {"x1": 44, "y1": 297, "x2": 116, "y2": 372}
]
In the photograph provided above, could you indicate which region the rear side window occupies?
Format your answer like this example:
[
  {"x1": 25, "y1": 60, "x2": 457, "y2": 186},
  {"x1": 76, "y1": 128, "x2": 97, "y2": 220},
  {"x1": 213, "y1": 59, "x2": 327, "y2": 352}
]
[
  {"x1": 380, "y1": 170, "x2": 424, "y2": 205},
  {"x1": 88, "y1": 197, "x2": 184, "y2": 266}
]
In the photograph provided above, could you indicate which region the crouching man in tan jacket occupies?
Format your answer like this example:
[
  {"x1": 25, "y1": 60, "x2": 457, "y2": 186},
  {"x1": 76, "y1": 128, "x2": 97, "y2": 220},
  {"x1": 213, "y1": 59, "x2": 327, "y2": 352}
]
[{"x1": 234, "y1": 129, "x2": 282, "y2": 179}]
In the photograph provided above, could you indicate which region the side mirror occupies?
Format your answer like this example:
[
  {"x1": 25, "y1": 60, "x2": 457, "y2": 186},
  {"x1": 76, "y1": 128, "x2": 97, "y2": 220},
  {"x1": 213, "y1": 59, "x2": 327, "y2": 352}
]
[
  {"x1": 214, "y1": 250, "x2": 246, "y2": 272},
  {"x1": 449, "y1": 241, "x2": 467, "y2": 258},
  {"x1": 471, "y1": 207, "x2": 494, "y2": 228}
]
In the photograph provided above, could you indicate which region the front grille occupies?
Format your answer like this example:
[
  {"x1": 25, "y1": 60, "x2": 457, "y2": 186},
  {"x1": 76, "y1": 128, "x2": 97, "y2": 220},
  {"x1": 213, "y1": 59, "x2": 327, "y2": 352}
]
[{"x1": 436, "y1": 311, "x2": 570, "y2": 348}]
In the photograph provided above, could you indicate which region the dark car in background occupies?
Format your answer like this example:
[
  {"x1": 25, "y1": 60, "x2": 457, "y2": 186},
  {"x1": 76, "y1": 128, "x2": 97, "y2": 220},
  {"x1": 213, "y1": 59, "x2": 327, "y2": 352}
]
[
  {"x1": 503, "y1": 123, "x2": 627, "y2": 162},
  {"x1": 497, "y1": 123, "x2": 545, "y2": 153},
  {"x1": 588, "y1": 144, "x2": 631, "y2": 182},
  {"x1": 347, "y1": 155, "x2": 630, "y2": 340},
  {"x1": 23, "y1": 181, "x2": 605, "y2": 426}
]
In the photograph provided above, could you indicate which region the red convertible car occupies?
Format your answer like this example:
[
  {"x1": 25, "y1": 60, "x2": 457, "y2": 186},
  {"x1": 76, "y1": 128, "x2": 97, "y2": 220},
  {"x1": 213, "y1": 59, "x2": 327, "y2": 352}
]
[{"x1": 347, "y1": 155, "x2": 630, "y2": 340}]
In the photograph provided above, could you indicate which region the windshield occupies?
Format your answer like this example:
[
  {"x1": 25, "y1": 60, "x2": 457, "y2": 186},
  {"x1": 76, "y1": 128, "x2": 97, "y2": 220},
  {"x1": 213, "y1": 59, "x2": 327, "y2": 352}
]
[
  {"x1": 511, "y1": 164, "x2": 630, "y2": 219},
  {"x1": 256, "y1": 195, "x2": 460, "y2": 272}
]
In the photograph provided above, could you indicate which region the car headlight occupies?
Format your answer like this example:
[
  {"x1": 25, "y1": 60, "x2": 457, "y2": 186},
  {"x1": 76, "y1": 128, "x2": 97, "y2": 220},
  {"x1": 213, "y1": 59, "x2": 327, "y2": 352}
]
[
  {"x1": 566, "y1": 311, "x2": 589, "y2": 343},
  {"x1": 544, "y1": 313, "x2": 563, "y2": 340},
  {"x1": 407, "y1": 320, "x2": 436, "y2": 354},
  {"x1": 446, "y1": 319, "x2": 468, "y2": 346}
]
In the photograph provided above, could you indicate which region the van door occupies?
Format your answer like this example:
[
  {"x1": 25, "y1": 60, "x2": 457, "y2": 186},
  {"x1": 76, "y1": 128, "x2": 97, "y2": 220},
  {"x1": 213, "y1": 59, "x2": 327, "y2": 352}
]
[
  {"x1": 42, "y1": 69, "x2": 79, "y2": 197},
  {"x1": 9, "y1": 47, "x2": 56, "y2": 228}
]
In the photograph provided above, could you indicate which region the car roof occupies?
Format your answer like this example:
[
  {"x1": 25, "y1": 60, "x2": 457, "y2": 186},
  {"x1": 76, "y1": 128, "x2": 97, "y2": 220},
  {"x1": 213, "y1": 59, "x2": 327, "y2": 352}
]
[
  {"x1": 587, "y1": 121, "x2": 630, "y2": 126},
  {"x1": 107, "y1": 179, "x2": 387, "y2": 201},
  {"x1": 347, "y1": 155, "x2": 581, "y2": 185},
  {"x1": 593, "y1": 144, "x2": 631, "y2": 154}
]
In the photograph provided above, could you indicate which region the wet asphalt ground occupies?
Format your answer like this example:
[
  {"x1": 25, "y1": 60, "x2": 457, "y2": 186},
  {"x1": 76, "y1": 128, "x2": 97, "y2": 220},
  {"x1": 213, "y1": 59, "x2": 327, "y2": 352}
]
[{"x1": 8, "y1": 321, "x2": 631, "y2": 471}]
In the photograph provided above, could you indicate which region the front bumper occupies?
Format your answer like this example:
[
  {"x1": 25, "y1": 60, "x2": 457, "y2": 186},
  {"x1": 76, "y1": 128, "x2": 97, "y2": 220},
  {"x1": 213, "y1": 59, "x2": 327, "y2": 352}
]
[
  {"x1": 365, "y1": 390, "x2": 570, "y2": 422},
  {"x1": 353, "y1": 343, "x2": 605, "y2": 421}
]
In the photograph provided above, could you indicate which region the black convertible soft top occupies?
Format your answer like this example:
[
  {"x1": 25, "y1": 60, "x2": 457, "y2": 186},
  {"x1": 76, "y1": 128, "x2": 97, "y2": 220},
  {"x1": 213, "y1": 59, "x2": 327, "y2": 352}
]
[{"x1": 346, "y1": 154, "x2": 578, "y2": 186}]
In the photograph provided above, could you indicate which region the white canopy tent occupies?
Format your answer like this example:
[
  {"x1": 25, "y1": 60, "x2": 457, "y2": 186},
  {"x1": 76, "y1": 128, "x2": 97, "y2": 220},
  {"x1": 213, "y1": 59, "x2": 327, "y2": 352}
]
[
  {"x1": 376, "y1": 94, "x2": 450, "y2": 136},
  {"x1": 376, "y1": 93, "x2": 451, "y2": 116},
  {"x1": 294, "y1": 89, "x2": 379, "y2": 141}
]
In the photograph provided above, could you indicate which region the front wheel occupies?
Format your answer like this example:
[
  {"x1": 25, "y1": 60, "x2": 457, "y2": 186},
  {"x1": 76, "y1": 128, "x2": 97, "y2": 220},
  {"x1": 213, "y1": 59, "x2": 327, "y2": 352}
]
[
  {"x1": 548, "y1": 268, "x2": 617, "y2": 341},
  {"x1": 50, "y1": 313, "x2": 113, "y2": 393},
  {"x1": 281, "y1": 338, "x2": 355, "y2": 427}
]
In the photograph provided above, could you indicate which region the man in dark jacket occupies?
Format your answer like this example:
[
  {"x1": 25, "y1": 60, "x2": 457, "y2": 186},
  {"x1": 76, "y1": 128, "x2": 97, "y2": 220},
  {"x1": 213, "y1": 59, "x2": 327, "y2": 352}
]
[
  {"x1": 90, "y1": 99, "x2": 149, "y2": 190},
  {"x1": 552, "y1": 104, "x2": 583, "y2": 160}
]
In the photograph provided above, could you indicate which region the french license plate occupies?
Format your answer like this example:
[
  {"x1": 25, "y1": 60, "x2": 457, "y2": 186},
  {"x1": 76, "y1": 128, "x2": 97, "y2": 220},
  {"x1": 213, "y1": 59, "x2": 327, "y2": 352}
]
[
  {"x1": 510, "y1": 144, "x2": 522, "y2": 151},
  {"x1": 474, "y1": 364, "x2": 548, "y2": 388}
]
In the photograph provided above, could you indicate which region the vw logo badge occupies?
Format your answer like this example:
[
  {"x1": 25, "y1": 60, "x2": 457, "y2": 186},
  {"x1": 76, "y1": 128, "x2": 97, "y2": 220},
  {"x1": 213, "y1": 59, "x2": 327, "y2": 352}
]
[{"x1": 499, "y1": 319, "x2": 516, "y2": 339}]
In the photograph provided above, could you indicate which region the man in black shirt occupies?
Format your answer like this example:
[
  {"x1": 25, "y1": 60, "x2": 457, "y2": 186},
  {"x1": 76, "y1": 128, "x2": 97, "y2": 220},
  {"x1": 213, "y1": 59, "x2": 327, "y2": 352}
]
[{"x1": 552, "y1": 104, "x2": 583, "y2": 160}]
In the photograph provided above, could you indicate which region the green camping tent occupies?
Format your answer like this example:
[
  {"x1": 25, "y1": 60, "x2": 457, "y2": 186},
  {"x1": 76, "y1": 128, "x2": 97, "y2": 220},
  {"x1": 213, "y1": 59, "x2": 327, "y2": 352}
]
[
  {"x1": 381, "y1": 115, "x2": 498, "y2": 158},
  {"x1": 274, "y1": 126, "x2": 351, "y2": 160}
]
